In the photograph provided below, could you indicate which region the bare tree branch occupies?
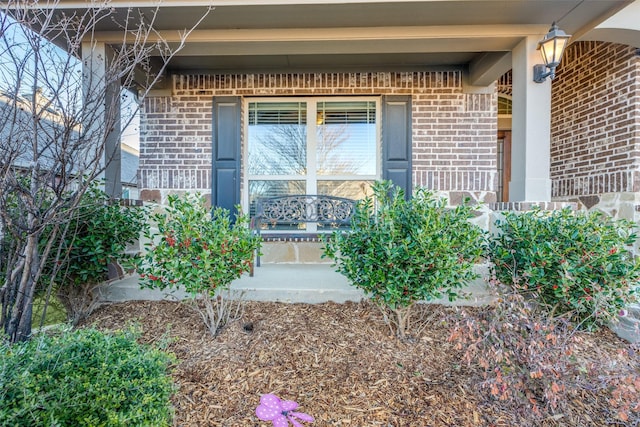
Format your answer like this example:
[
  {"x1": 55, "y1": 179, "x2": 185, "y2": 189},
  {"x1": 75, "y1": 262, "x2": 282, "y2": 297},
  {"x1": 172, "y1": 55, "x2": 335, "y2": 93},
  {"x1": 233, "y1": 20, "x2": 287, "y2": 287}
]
[{"x1": 0, "y1": 0, "x2": 210, "y2": 343}]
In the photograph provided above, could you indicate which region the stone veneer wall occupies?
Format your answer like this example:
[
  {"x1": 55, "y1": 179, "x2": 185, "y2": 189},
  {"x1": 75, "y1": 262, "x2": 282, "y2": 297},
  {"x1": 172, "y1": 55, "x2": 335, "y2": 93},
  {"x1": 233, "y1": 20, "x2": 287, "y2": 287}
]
[
  {"x1": 138, "y1": 71, "x2": 497, "y2": 205},
  {"x1": 551, "y1": 41, "x2": 640, "y2": 221}
]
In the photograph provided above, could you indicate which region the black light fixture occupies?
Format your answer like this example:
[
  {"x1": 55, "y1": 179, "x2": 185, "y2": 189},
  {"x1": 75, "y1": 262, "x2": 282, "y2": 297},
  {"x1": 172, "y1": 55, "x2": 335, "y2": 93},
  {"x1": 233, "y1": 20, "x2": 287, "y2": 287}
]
[{"x1": 533, "y1": 22, "x2": 571, "y2": 83}]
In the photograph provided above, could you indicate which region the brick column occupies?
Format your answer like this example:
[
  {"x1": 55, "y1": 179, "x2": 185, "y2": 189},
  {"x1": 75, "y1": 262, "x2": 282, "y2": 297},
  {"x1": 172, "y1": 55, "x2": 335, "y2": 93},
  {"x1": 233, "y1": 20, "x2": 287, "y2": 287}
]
[{"x1": 510, "y1": 35, "x2": 552, "y2": 202}]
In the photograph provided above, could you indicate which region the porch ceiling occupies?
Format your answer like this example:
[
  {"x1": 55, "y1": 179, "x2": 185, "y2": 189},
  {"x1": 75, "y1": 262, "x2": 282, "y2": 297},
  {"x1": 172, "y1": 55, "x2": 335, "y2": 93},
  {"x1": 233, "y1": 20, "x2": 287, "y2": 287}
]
[{"x1": 52, "y1": 0, "x2": 632, "y2": 85}]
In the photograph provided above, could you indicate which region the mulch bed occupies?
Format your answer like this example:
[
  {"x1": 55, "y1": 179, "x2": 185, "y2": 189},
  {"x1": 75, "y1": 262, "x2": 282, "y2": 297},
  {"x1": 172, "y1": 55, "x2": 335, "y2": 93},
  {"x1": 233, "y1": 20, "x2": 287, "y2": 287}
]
[{"x1": 83, "y1": 300, "x2": 638, "y2": 426}]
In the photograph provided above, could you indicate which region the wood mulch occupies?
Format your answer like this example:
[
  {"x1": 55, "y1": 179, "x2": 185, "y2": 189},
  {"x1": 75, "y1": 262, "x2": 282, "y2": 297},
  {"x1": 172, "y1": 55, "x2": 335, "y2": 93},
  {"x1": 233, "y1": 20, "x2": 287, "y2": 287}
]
[{"x1": 83, "y1": 300, "x2": 639, "y2": 427}]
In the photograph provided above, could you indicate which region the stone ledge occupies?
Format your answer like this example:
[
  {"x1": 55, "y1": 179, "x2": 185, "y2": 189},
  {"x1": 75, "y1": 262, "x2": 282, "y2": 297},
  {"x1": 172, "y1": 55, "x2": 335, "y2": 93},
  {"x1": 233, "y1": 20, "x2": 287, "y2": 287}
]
[
  {"x1": 611, "y1": 305, "x2": 640, "y2": 343},
  {"x1": 260, "y1": 233, "x2": 326, "y2": 243},
  {"x1": 488, "y1": 201, "x2": 577, "y2": 211}
]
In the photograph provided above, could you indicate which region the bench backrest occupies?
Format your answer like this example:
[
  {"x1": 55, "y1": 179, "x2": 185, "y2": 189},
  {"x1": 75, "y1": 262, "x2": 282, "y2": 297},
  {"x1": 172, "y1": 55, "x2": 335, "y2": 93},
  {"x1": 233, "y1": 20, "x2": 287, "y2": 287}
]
[{"x1": 254, "y1": 195, "x2": 356, "y2": 227}]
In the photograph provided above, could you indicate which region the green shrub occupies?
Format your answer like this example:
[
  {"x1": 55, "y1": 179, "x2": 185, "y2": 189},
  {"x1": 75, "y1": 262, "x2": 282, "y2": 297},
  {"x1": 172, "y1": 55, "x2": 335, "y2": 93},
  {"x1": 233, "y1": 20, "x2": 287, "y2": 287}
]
[
  {"x1": 1, "y1": 182, "x2": 147, "y2": 327},
  {"x1": 138, "y1": 193, "x2": 260, "y2": 336},
  {"x1": 0, "y1": 327, "x2": 175, "y2": 427},
  {"x1": 49, "y1": 184, "x2": 148, "y2": 324},
  {"x1": 489, "y1": 208, "x2": 640, "y2": 327},
  {"x1": 49, "y1": 184, "x2": 147, "y2": 288},
  {"x1": 324, "y1": 180, "x2": 486, "y2": 338}
]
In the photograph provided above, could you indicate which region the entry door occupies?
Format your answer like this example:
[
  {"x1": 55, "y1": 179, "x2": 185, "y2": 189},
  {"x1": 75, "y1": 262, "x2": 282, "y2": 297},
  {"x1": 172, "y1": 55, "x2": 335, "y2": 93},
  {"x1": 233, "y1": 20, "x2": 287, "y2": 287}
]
[{"x1": 497, "y1": 131, "x2": 511, "y2": 202}]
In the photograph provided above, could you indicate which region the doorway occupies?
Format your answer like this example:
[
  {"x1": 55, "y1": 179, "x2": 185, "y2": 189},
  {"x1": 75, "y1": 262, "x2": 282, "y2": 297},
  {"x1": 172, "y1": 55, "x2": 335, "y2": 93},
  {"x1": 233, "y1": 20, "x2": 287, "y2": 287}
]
[{"x1": 497, "y1": 130, "x2": 511, "y2": 202}]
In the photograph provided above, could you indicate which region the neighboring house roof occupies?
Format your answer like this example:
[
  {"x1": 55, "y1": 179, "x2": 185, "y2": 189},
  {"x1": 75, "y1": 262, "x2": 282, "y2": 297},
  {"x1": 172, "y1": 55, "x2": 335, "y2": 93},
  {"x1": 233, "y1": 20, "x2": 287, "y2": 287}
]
[
  {"x1": 121, "y1": 144, "x2": 139, "y2": 187},
  {"x1": 0, "y1": 93, "x2": 137, "y2": 187},
  {"x1": 0, "y1": 91, "x2": 69, "y2": 171}
]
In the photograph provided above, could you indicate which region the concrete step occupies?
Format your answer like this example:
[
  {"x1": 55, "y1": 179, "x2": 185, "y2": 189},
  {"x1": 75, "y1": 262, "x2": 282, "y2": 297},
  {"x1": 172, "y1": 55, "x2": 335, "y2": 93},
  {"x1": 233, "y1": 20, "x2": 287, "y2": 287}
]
[
  {"x1": 99, "y1": 263, "x2": 496, "y2": 306},
  {"x1": 236, "y1": 264, "x2": 363, "y2": 303},
  {"x1": 99, "y1": 264, "x2": 364, "y2": 304},
  {"x1": 99, "y1": 275, "x2": 190, "y2": 302}
]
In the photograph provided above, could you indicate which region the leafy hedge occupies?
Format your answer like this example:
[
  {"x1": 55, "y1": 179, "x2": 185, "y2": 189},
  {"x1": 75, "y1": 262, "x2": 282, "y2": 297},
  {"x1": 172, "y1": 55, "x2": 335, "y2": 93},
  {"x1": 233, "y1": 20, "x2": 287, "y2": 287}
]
[
  {"x1": 324, "y1": 181, "x2": 485, "y2": 337},
  {"x1": 50, "y1": 184, "x2": 148, "y2": 324},
  {"x1": 0, "y1": 328, "x2": 175, "y2": 427},
  {"x1": 138, "y1": 193, "x2": 260, "y2": 336},
  {"x1": 489, "y1": 208, "x2": 640, "y2": 327},
  {"x1": 47, "y1": 184, "x2": 147, "y2": 289}
]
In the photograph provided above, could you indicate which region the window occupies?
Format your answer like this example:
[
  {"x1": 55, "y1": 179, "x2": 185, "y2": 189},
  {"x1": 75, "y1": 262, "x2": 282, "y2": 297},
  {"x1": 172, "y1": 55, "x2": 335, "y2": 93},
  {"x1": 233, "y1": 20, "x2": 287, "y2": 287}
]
[
  {"x1": 244, "y1": 97, "x2": 380, "y2": 228},
  {"x1": 498, "y1": 95, "x2": 512, "y2": 116}
]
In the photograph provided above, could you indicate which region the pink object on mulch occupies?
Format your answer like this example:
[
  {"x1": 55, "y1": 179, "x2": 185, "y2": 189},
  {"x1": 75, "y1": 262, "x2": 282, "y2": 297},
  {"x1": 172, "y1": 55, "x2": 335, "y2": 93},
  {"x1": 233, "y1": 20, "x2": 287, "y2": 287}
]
[{"x1": 256, "y1": 393, "x2": 314, "y2": 427}]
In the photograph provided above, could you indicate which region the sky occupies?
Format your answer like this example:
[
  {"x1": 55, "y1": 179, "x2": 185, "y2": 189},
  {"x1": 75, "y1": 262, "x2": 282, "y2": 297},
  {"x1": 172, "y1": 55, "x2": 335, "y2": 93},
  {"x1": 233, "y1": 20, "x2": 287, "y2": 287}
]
[{"x1": 0, "y1": 12, "x2": 140, "y2": 151}]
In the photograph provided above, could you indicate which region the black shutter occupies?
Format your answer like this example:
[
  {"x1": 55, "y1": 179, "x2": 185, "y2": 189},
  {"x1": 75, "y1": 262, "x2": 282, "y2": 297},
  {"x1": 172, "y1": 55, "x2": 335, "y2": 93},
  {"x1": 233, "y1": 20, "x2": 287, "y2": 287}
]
[
  {"x1": 382, "y1": 95, "x2": 412, "y2": 198},
  {"x1": 212, "y1": 96, "x2": 241, "y2": 214}
]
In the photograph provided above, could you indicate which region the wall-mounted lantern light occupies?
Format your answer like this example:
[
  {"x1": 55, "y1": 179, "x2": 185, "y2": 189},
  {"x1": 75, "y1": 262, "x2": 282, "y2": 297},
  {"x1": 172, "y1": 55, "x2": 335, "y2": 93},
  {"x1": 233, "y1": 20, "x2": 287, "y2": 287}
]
[{"x1": 533, "y1": 22, "x2": 571, "y2": 83}]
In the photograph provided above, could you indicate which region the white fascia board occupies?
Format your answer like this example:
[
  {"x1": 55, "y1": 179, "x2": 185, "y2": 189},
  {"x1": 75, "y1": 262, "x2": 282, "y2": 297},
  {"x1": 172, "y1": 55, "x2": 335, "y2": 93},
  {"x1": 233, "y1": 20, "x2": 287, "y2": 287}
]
[{"x1": 93, "y1": 24, "x2": 550, "y2": 44}]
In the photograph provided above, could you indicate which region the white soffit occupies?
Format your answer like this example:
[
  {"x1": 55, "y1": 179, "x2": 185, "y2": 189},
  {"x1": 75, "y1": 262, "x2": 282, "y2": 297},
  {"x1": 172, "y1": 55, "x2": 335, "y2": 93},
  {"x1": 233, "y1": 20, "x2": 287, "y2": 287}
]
[{"x1": 580, "y1": 0, "x2": 640, "y2": 46}]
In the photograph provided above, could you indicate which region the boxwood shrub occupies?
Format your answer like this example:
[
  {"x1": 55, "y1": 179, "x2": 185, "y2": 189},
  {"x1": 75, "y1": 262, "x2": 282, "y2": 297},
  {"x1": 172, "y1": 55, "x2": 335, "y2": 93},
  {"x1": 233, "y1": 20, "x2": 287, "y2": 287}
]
[{"x1": 0, "y1": 328, "x2": 175, "y2": 427}]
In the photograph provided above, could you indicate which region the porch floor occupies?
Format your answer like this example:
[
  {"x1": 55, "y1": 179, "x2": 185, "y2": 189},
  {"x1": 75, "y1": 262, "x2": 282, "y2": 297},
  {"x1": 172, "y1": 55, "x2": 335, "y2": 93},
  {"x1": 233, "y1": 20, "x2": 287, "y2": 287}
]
[{"x1": 99, "y1": 263, "x2": 496, "y2": 306}]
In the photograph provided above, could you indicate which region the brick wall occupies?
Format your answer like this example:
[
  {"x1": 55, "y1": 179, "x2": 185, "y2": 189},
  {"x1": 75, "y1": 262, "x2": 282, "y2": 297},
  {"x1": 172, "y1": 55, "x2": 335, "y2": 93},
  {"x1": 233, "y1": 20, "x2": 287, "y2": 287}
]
[
  {"x1": 139, "y1": 71, "x2": 497, "y2": 204},
  {"x1": 551, "y1": 41, "x2": 640, "y2": 199}
]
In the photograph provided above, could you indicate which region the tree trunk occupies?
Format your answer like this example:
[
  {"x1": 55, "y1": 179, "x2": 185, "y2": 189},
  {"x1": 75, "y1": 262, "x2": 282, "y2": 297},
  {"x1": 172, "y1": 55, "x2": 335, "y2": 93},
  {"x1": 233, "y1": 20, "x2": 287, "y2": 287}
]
[
  {"x1": 5, "y1": 235, "x2": 39, "y2": 342},
  {"x1": 393, "y1": 304, "x2": 414, "y2": 339}
]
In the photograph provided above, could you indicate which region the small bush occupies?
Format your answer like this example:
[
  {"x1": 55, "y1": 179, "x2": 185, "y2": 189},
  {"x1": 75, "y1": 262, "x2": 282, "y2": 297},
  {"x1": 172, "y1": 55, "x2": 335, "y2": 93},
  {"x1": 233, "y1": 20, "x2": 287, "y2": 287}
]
[
  {"x1": 139, "y1": 193, "x2": 260, "y2": 336},
  {"x1": 50, "y1": 184, "x2": 148, "y2": 324},
  {"x1": 449, "y1": 286, "x2": 640, "y2": 424},
  {"x1": 489, "y1": 208, "x2": 640, "y2": 328},
  {"x1": 49, "y1": 184, "x2": 147, "y2": 288},
  {"x1": 0, "y1": 327, "x2": 175, "y2": 427},
  {"x1": 324, "y1": 180, "x2": 485, "y2": 338},
  {"x1": 1, "y1": 182, "x2": 147, "y2": 328}
]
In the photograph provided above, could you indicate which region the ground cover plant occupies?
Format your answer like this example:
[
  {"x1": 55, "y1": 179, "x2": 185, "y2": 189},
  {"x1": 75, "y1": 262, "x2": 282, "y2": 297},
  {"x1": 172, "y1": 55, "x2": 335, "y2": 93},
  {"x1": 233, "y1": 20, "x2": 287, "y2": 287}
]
[
  {"x1": 31, "y1": 294, "x2": 66, "y2": 328},
  {"x1": 83, "y1": 300, "x2": 639, "y2": 426},
  {"x1": 138, "y1": 193, "x2": 260, "y2": 336},
  {"x1": 489, "y1": 207, "x2": 640, "y2": 328},
  {"x1": 0, "y1": 327, "x2": 175, "y2": 427},
  {"x1": 324, "y1": 180, "x2": 485, "y2": 337}
]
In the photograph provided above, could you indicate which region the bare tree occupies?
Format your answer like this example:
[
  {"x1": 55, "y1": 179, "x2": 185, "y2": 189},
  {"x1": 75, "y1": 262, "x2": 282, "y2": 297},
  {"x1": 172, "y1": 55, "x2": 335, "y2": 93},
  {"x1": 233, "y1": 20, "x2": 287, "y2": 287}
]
[{"x1": 0, "y1": 0, "x2": 210, "y2": 343}]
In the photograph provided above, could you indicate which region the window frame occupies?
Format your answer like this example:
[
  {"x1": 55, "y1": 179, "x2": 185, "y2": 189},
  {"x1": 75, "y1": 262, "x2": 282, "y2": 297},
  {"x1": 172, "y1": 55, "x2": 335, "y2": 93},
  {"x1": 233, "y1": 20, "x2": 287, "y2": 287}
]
[{"x1": 241, "y1": 96, "x2": 382, "y2": 218}]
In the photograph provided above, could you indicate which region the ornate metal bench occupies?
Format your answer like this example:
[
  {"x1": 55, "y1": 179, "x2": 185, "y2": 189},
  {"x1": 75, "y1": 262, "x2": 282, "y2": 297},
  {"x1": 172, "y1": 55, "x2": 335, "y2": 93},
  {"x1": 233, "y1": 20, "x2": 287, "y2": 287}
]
[{"x1": 250, "y1": 195, "x2": 357, "y2": 269}]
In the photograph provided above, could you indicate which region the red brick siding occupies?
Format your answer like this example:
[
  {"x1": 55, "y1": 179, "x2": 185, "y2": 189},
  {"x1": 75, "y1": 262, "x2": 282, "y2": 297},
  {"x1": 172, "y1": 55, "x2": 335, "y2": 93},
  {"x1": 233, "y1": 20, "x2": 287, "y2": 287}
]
[
  {"x1": 140, "y1": 95, "x2": 213, "y2": 197},
  {"x1": 551, "y1": 41, "x2": 640, "y2": 197},
  {"x1": 139, "y1": 71, "x2": 497, "y2": 200}
]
